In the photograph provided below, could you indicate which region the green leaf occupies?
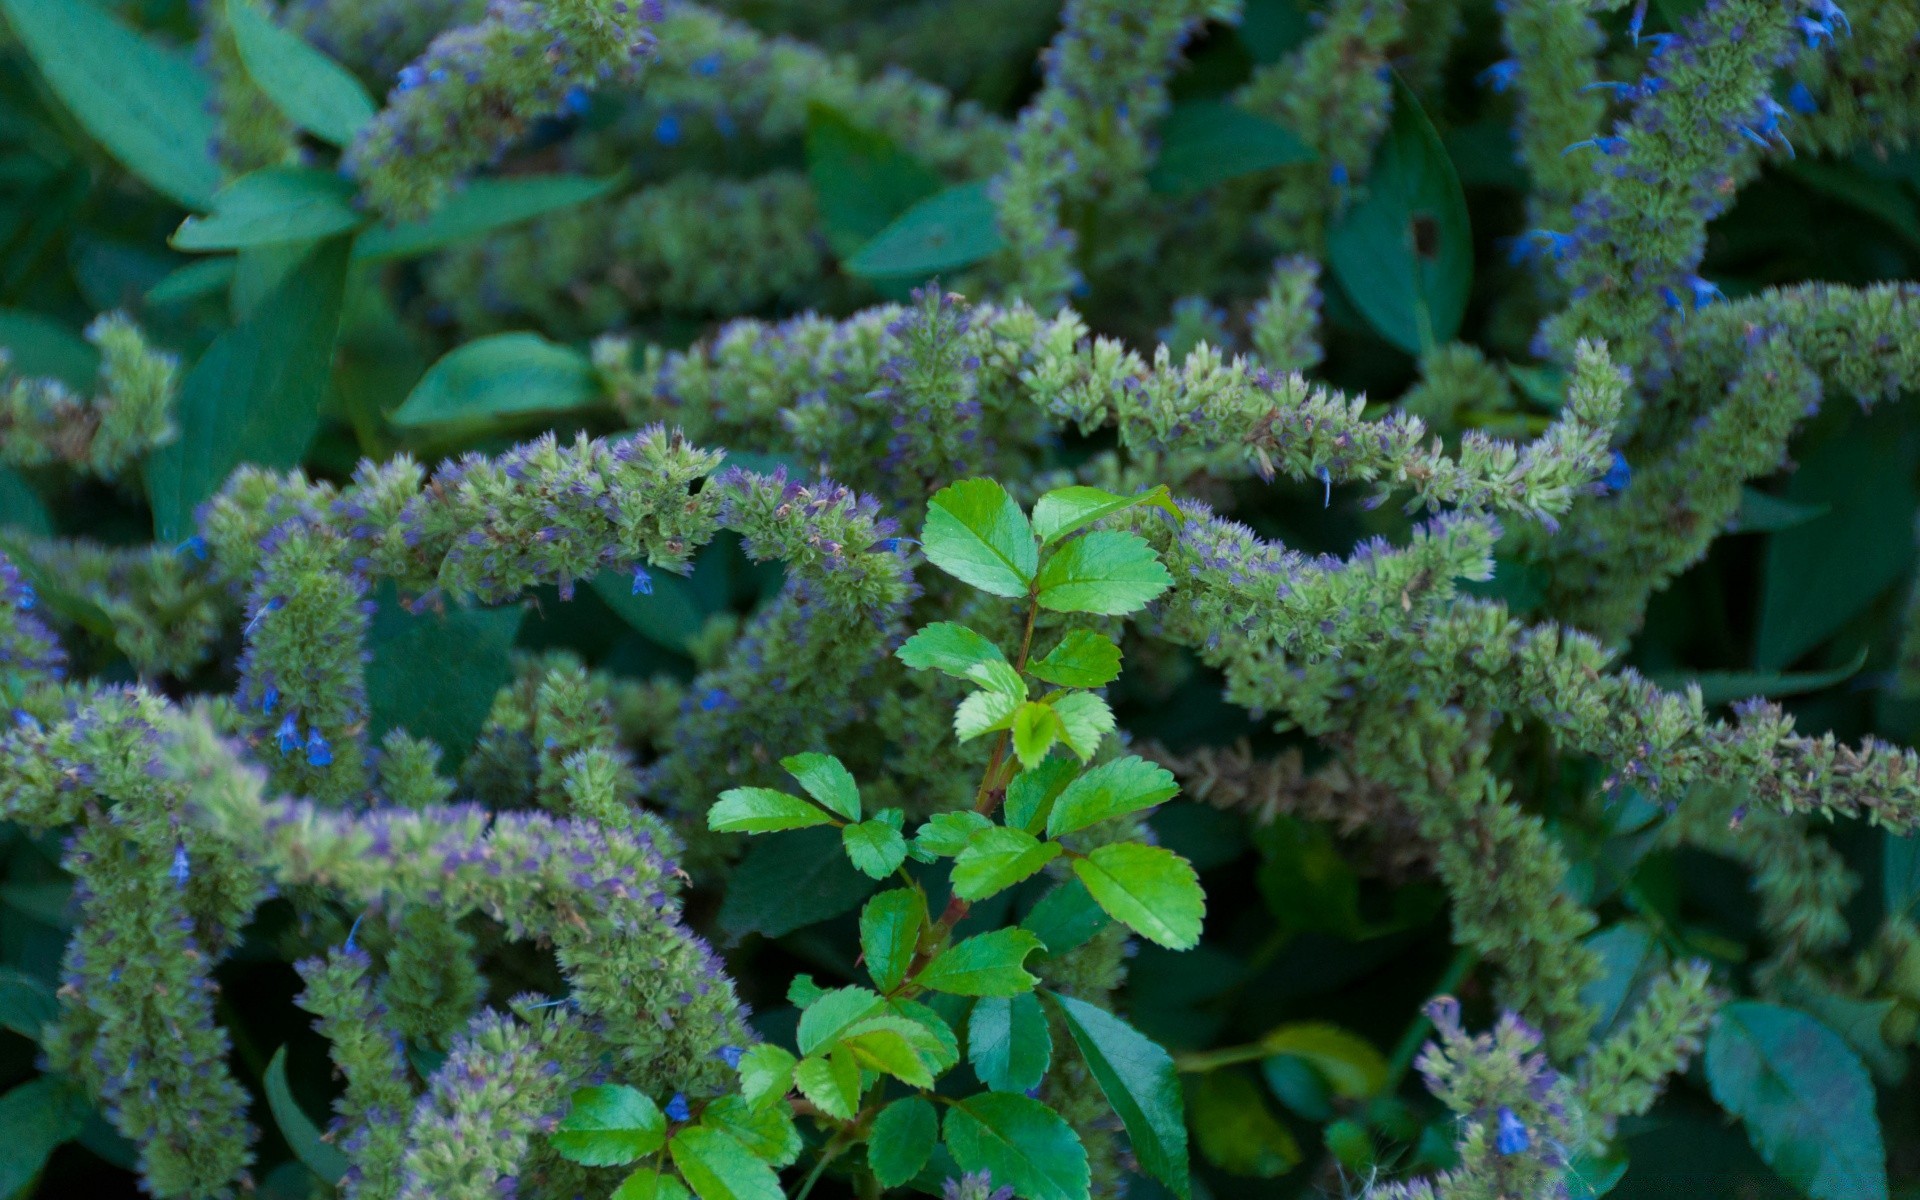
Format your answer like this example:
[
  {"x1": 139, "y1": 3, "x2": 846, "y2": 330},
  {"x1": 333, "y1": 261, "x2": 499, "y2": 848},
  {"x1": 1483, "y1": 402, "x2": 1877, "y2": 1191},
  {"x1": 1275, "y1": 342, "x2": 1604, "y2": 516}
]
[
  {"x1": 782, "y1": 752, "x2": 862, "y2": 821},
  {"x1": 668, "y1": 1126, "x2": 785, "y2": 1200},
  {"x1": 1705, "y1": 1001, "x2": 1887, "y2": 1200},
  {"x1": 845, "y1": 181, "x2": 1003, "y2": 279},
  {"x1": 719, "y1": 825, "x2": 877, "y2": 938},
  {"x1": 1021, "y1": 878, "x2": 1111, "y2": 957},
  {"x1": 1073, "y1": 843, "x2": 1205, "y2": 950},
  {"x1": 1147, "y1": 100, "x2": 1316, "y2": 196},
  {"x1": 0, "y1": 1076, "x2": 89, "y2": 1198},
  {"x1": 970, "y1": 992, "x2": 1052, "y2": 1093},
  {"x1": 353, "y1": 175, "x2": 624, "y2": 260},
  {"x1": 1886, "y1": 832, "x2": 1920, "y2": 921},
  {"x1": 844, "y1": 815, "x2": 909, "y2": 879},
  {"x1": 1326, "y1": 77, "x2": 1472, "y2": 354},
  {"x1": 915, "y1": 811, "x2": 995, "y2": 858},
  {"x1": 1010, "y1": 702, "x2": 1064, "y2": 769},
  {"x1": 591, "y1": 568, "x2": 709, "y2": 654},
  {"x1": 914, "y1": 928, "x2": 1044, "y2": 996},
  {"x1": 944, "y1": 1093, "x2": 1090, "y2": 1200},
  {"x1": 861, "y1": 888, "x2": 927, "y2": 992},
  {"x1": 1257, "y1": 1024, "x2": 1387, "y2": 1101},
  {"x1": 1047, "y1": 756, "x2": 1181, "y2": 839},
  {"x1": 953, "y1": 827, "x2": 1063, "y2": 901},
  {"x1": 146, "y1": 257, "x2": 238, "y2": 306},
  {"x1": 1051, "y1": 993, "x2": 1190, "y2": 1197},
  {"x1": 613, "y1": 1168, "x2": 693, "y2": 1200},
  {"x1": 793, "y1": 1049, "x2": 862, "y2": 1119},
  {"x1": 1004, "y1": 758, "x2": 1079, "y2": 835},
  {"x1": 1034, "y1": 532, "x2": 1172, "y2": 616},
  {"x1": 1031, "y1": 485, "x2": 1181, "y2": 545},
  {"x1": 709, "y1": 787, "x2": 836, "y2": 834},
  {"x1": 0, "y1": 0, "x2": 220, "y2": 208},
  {"x1": 391, "y1": 332, "x2": 599, "y2": 428},
  {"x1": 1254, "y1": 816, "x2": 1368, "y2": 939},
  {"x1": 868, "y1": 1096, "x2": 938, "y2": 1189},
  {"x1": 0, "y1": 309, "x2": 98, "y2": 389},
  {"x1": 1733, "y1": 488, "x2": 1830, "y2": 534},
  {"x1": 265, "y1": 1045, "x2": 348, "y2": 1184},
  {"x1": 364, "y1": 584, "x2": 524, "y2": 765},
  {"x1": 887, "y1": 998, "x2": 961, "y2": 1074},
  {"x1": 1050, "y1": 692, "x2": 1115, "y2": 761},
  {"x1": 698, "y1": 1096, "x2": 801, "y2": 1167},
  {"x1": 1579, "y1": 923, "x2": 1669, "y2": 1041},
  {"x1": 1029, "y1": 631, "x2": 1123, "y2": 689},
  {"x1": 923, "y1": 478, "x2": 1038, "y2": 598},
  {"x1": 956, "y1": 689, "x2": 1024, "y2": 742},
  {"x1": 146, "y1": 235, "x2": 350, "y2": 540},
  {"x1": 0, "y1": 967, "x2": 57, "y2": 1043},
  {"x1": 797, "y1": 987, "x2": 886, "y2": 1055},
  {"x1": 1648, "y1": 646, "x2": 1867, "y2": 707},
  {"x1": 551, "y1": 1085, "x2": 668, "y2": 1166},
  {"x1": 227, "y1": 0, "x2": 376, "y2": 145},
  {"x1": 1190, "y1": 1071, "x2": 1300, "y2": 1178},
  {"x1": 173, "y1": 168, "x2": 363, "y2": 251},
  {"x1": 736, "y1": 1044, "x2": 796, "y2": 1112},
  {"x1": 841, "y1": 1021, "x2": 936, "y2": 1087},
  {"x1": 804, "y1": 105, "x2": 944, "y2": 258},
  {"x1": 898, "y1": 622, "x2": 1022, "y2": 695}
]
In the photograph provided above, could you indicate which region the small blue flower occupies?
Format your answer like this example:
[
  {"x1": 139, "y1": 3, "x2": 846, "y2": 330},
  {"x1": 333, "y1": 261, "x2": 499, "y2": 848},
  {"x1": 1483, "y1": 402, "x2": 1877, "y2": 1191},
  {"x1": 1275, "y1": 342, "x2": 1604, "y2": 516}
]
[
  {"x1": 306, "y1": 730, "x2": 333, "y2": 768},
  {"x1": 1787, "y1": 82, "x2": 1819, "y2": 114},
  {"x1": 665, "y1": 1093, "x2": 691, "y2": 1123},
  {"x1": 632, "y1": 566, "x2": 653, "y2": 596},
  {"x1": 1330, "y1": 162, "x2": 1349, "y2": 187},
  {"x1": 344, "y1": 912, "x2": 366, "y2": 954},
  {"x1": 177, "y1": 536, "x2": 209, "y2": 561},
  {"x1": 16, "y1": 584, "x2": 33, "y2": 610},
  {"x1": 1563, "y1": 136, "x2": 1629, "y2": 157},
  {"x1": 1603, "y1": 451, "x2": 1631, "y2": 493},
  {"x1": 276, "y1": 714, "x2": 301, "y2": 755},
  {"x1": 397, "y1": 65, "x2": 426, "y2": 92},
  {"x1": 1495, "y1": 1107, "x2": 1530, "y2": 1155},
  {"x1": 655, "y1": 113, "x2": 682, "y2": 146},
  {"x1": 262, "y1": 685, "x2": 279, "y2": 715},
  {"x1": 169, "y1": 846, "x2": 190, "y2": 886},
  {"x1": 563, "y1": 87, "x2": 591, "y2": 115},
  {"x1": 692, "y1": 53, "x2": 722, "y2": 76},
  {"x1": 717, "y1": 1045, "x2": 744, "y2": 1068},
  {"x1": 1318, "y1": 466, "x2": 1333, "y2": 508},
  {"x1": 1476, "y1": 60, "x2": 1519, "y2": 93}
]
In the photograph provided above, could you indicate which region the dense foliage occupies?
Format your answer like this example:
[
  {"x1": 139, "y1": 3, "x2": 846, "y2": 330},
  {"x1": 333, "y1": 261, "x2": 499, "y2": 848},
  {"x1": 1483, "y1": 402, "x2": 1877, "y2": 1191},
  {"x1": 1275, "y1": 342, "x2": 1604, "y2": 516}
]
[{"x1": 0, "y1": 0, "x2": 1918, "y2": 1198}]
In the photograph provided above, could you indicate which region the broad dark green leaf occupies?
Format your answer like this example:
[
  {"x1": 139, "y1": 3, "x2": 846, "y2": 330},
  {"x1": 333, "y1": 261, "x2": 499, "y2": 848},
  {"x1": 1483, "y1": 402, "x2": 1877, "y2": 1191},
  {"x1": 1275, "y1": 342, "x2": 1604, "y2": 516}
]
[
  {"x1": 172, "y1": 169, "x2": 364, "y2": 251},
  {"x1": 0, "y1": 0, "x2": 220, "y2": 208},
  {"x1": 1733, "y1": 488, "x2": 1831, "y2": 534},
  {"x1": 1034, "y1": 532, "x2": 1172, "y2": 615},
  {"x1": 227, "y1": 0, "x2": 375, "y2": 145},
  {"x1": 1580, "y1": 922, "x2": 1669, "y2": 1041},
  {"x1": 971, "y1": 992, "x2": 1053, "y2": 1093},
  {"x1": 914, "y1": 928, "x2": 1043, "y2": 996},
  {"x1": 364, "y1": 585, "x2": 524, "y2": 764},
  {"x1": 1648, "y1": 646, "x2": 1866, "y2": 707},
  {"x1": 1047, "y1": 756, "x2": 1180, "y2": 838},
  {"x1": 0, "y1": 967, "x2": 56, "y2": 1042},
  {"x1": 1886, "y1": 831, "x2": 1920, "y2": 921},
  {"x1": 1326, "y1": 78, "x2": 1471, "y2": 354},
  {"x1": 265, "y1": 1045, "x2": 348, "y2": 1184},
  {"x1": 804, "y1": 105, "x2": 944, "y2": 258},
  {"x1": 0, "y1": 310, "x2": 97, "y2": 388},
  {"x1": 1704, "y1": 1001, "x2": 1887, "y2": 1200},
  {"x1": 668, "y1": 1125, "x2": 785, "y2": 1200},
  {"x1": 146, "y1": 235, "x2": 351, "y2": 540},
  {"x1": 146, "y1": 258, "x2": 239, "y2": 306},
  {"x1": 0, "y1": 1075, "x2": 89, "y2": 1197},
  {"x1": 551, "y1": 1085, "x2": 668, "y2": 1166},
  {"x1": 845, "y1": 182, "x2": 1003, "y2": 279},
  {"x1": 0, "y1": 467, "x2": 53, "y2": 536},
  {"x1": 1189, "y1": 1070, "x2": 1300, "y2": 1178},
  {"x1": 1147, "y1": 100, "x2": 1315, "y2": 196},
  {"x1": 923, "y1": 479, "x2": 1038, "y2": 598},
  {"x1": 353, "y1": 176, "x2": 623, "y2": 260},
  {"x1": 1788, "y1": 160, "x2": 1920, "y2": 252},
  {"x1": 1074, "y1": 843, "x2": 1205, "y2": 950},
  {"x1": 1052, "y1": 993, "x2": 1189, "y2": 1197},
  {"x1": 720, "y1": 825, "x2": 876, "y2": 939},
  {"x1": 860, "y1": 888, "x2": 927, "y2": 993},
  {"x1": 391, "y1": 332, "x2": 600, "y2": 428},
  {"x1": 943, "y1": 1092, "x2": 1090, "y2": 1200},
  {"x1": 1021, "y1": 878, "x2": 1111, "y2": 957},
  {"x1": 591, "y1": 568, "x2": 708, "y2": 654},
  {"x1": 1256, "y1": 1023, "x2": 1386, "y2": 1100},
  {"x1": 868, "y1": 1096, "x2": 938, "y2": 1188}
]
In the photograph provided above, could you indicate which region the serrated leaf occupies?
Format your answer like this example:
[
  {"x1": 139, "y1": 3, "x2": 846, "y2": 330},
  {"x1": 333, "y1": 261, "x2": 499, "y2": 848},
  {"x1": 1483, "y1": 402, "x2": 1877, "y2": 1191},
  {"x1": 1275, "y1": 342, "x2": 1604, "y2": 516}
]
[
  {"x1": 1047, "y1": 756, "x2": 1180, "y2": 839},
  {"x1": 1073, "y1": 843, "x2": 1205, "y2": 950},
  {"x1": 354, "y1": 175, "x2": 623, "y2": 260},
  {"x1": 793, "y1": 1049, "x2": 863, "y2": 1120},
  {"x1": 736, "y1": 1044, "x2": 796, "y2": 1112},
  {"x1": 956, "y1": 689, "x2": 1023, "y2": 742},
  {"x1": 923, "y1": 479, "x2": 1037, "y2": 598},
  {"x1": 861, "y1": 888, "x2": 928, "y2": 992},
  {"x1": 970, "y1": 993, "x2": 1052, "y2": 1093},
  {"x1": 953, "y1": 827, "x2": 1063, "y2": 901},
  {"x1": 552, "y1": 1085, "x2": 667, "y2": 1166},
  {"x1": 868, "y1": 1096, "x2": 938, "y2": 1188},
  {"x1": 1257, "y1": 1024, "x2": 1387, "y2": 1101},
  {"x1": 669, "y1": 1126, "x2": 785, "y2": 1200},
  {"x1": 887, "y1": 998, "x2": 961, "y2": 1074},
  {"x1": 0, "y1": 967, "x2": 57, "y2": 1043},
  {"x1": 1050, "y1": 692, "x2": 1116, "y2": 761},
  {"x1": 1705, "y1": 1001, "x2": 1887, "y2": 1200},
  {"x1": 1011, "y1": 702, "x2": 1064, "y2": 768},
  {"x1": 845, "y1": 181, "x2": 1003, "y2": 279},
  {"x1": 1035, "y1": 531, "x2": 1171, "y2": 615},
  {"x1": 1052, "y1": 993, "x2": 1190, "y2": 1197},
  {"x1": 1032, "y1": 485, "x2": 1181, "y2": 545},
  {"x1": 265, "y1": 1045, "x2": 348, "y2": 1184},
  {"x1": 1028, "y1": 630, "x2": 1123, "y2": 689},
  {"x1": 916, "y1": 811, "x2": 995, "y2": 858},
  {"x1": 227, "y1": 0, "x2": 376, "y2": 145},
  {"x1": 1005, "y1": 758, "x2": 1079, "y2": 835},
  {"x1": 173, "y1": 168, "x2": 363, "y2": 250},
  {"x1": 842, "y1": 1023, "x2": 936, "y2": 1087},
  {"x1": 1191, "y1": 1071, "x2": 1300, "y2": 1178},
  {"x1": 782, "y1": 751, "x2": 862, "y2": 821},
  {"x1": 698, "y1": 1096, "x2": 802, "y2": 1168},
  {"x1": 0, "y1": 1076, "x2": 89, "y2": 1199},
  {"x1": 844, "y1": 817, "x2": 909, "y2": 879},
  {"x1": 392, "y1": 332, "x2": 599, "y2": 428},
  {"x1": 898, "y1": 622, "x2": 1017, "y2": 689},
  {"x1": 720, "y1": 826, "x2": 876, "y2": 938},
  {"x1": 614, "y1": 1168, "x2": 693, "y2": 1200},
  {"x1": 1147, "y1": 100, "x2": 1316, "y2": 196},
  {"x1": 0, "y1": 0, "x2": 220, "y2": 208},
  {"x1": 944, "y1": 1093, "x2": 1090, "y2": 1200},
  {"x1": 797, "y1": 987, "x2": 886, "y2": 1055},
  {"x1": 709, "y1": 787, "x2": 836, "y2": 834},
  {"x1": 914, "y1": 928, "x2": 1043, "y2": 996},
  {"x1": 1021, "y1": 878, "x2": 1112, "y2": 956}
]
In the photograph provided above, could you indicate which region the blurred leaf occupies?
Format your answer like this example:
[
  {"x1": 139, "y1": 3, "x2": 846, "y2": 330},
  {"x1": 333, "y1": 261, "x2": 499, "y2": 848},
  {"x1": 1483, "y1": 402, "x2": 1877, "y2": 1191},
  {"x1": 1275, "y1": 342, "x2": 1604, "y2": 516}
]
[
  {"x1": 1648, "y1": 646, "x2": 1867, "y2": 707},
  {"x1": 1257, "y1": 1023, "x2": 1387, "y2": 1099},
  {"x1": 1887, "y1": 831, "x2": 1920, "y2": 921},
  {"x1": 1732, "y1": 488, "x2": 1831, "y2": 534},
  {"x1": 0, "y1": 1075, "x2": 88, "y2": 1197},
  {"x1": 590, "y1": 568, "x2": 706, "y2": 655},
  {"x1": 364, "y1": 584, "x2": 525, "y2": 763},
  {"x1": 943, "y1": 1092, "x2": 1090, "y2": 1200},
  {"x1": 1147, "y1": 100, "x2": 1315, "y2": 196},
  {"x1": 227, "y1": 0, "x2": 376, "y2": 146},
  {"x1": 1052, "y1": 993, "x2": 1190, "y2": 1198},
  {"x1": 146, "y1": 235, "x2": 351, "y2": 541},
  {"x1": 353, "y1": 175, "x2": 623, "y2": 262},
  {"x1": 1704, "y1": 1001, "x2": 1887, "y2": 1200},
  {"x1": 719, "y1": 825, "x2": 875, "y2": 940},
  {"x1": 0, "y1": 309, "x2": 97, "y2": 388},
  {"x1": 265, "y1": 1045, "x2": 348, "y2": 1185},
  {"x1": 1190, "y1": 1070, "x2": 1300, "y2": 1178},
  {"x1": 391, "y1": 332, "x2": 599, "y2": 428},
  {"x1": 0, "y1": 966, "x2": 56, "y2": 1042},
  {"x1": 1327, "y1": 77, "x2": 1471, "y2": 354},
  {"x1": 146, "y1": 257, "x2": 238, "y2": 306},
  {"x1": 1580, "y1": 922, "x2": 1669, "y2": 1041},
  {"x1": 1236, "y1": 0, "x2": 1313, "y2": 63},
  {"x1": 804, "y1": 105, "x2": 943, "y2": 258},
  {"x1": 845, "y1": 181, "x2": 1002, "y2": 279},
  {"x1": 0, "y1": 0, "x2": 220, "y2": 208},
  {"x1": 0, "y1": 467, "x2": 52, "y2": 536},
  {"x1": 172, "y1": 168, "x2": 364, "y2": 251},
  {"x1": 1787, "y1": 160, "x2": 1920, "y2": 251}
]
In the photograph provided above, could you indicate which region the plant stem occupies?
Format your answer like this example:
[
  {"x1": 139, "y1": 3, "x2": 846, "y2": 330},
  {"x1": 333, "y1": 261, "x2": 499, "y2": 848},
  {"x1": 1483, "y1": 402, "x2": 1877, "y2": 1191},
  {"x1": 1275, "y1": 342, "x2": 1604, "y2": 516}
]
[{"x1": 1383, "y1": 944, "x2": 1478, "y2": 1090}]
